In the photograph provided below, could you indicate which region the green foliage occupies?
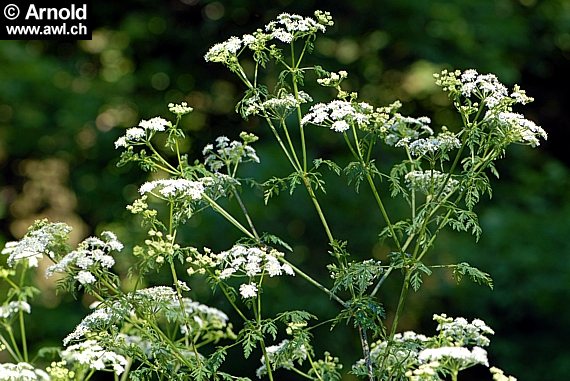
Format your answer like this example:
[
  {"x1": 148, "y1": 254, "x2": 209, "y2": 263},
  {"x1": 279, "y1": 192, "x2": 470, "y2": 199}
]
[
  {"x1": 0, "y1": 5, "x2": 560, "y2": 381},
  {"x1": 452, "y1": 262, "x2": 494, "y2": 289}
]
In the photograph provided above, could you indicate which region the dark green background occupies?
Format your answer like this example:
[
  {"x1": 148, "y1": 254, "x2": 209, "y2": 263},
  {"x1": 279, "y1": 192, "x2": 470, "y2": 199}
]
[{"x1": 1, "y1": 0, "x2": 569, "y2": 379}]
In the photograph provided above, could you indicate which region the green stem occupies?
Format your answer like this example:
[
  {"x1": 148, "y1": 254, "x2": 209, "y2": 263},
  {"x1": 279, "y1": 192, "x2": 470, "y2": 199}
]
[
  {"x1": 260, "y1": 339, "x2": 275, "y2": 381},
  {"x1": 119, "y1": 358, "x2": 133, "y2": 381},
  {"x1": 202, "y1": 194, "x2": 255, "y2": 240},
  {"x1": 302, "y1": 176, "x2": 335, "y2": 245},
  {"x1": 147, "y1": 141, "x2": 178, "y2": 173},
  {"x1": 279, "y1": 119, "x2": 303, "y2": 172},
  {"x1": 17, "y1": 269, "x2": 28, "y2": 362},
  {"x1": 379, "y1": 270, "x2": 411, "y2": 372},
  {"x1": 290, "y1": 42, "x2": 307, "y2": 171},
  {"x1": 18, "y1": 307, "x2": 27, "y2": 362},
  {"x1": 349, "y1": 124, "x2": 402, "y2": 252},
  {"x1": 359, "y1": 326, "x2": 374, "y2": 381},
  {"x1": 279, "y1": 258, "x2": 345, "y2": 307},
  {"x1": 370, "y1": 266, "x2": 394, "y2": 298},
  {"x1": 306, "y1": 351, "x2": 324, "y2": 381},
  {"x1": 289, "y1": 366, "x2": 316, "y2": 380},
  {"x1": 2, "y1": 325, "x2": 24, "y2": 362},
  {"x1": 217, "y1": 281, "x2": 249, "y2": 322},
  {"x1": 232, "y1": 187, "x2": 260, "y2": 241},
  {"x1": 263, "y1": 115, "x2": 301, "y2": 172},
  {"x1": 451, "y1": 369, "x2": 459, "y2": 381},
  {"x1": 0, "y1": 334, "x2": 20, "y2": 361}
]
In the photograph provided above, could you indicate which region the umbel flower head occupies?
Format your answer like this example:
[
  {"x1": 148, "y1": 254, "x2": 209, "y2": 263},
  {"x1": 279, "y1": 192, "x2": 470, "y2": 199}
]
[
  {"x1": 188, "y1": 244, "x2": 295, "y2": 300},
  {"x1": 0, "y1": 362, "x2": 49, "y2": 381},
  {"x1": 202, "y1": 133, "x2": 260, "y2": 173},
  {"x1": 114, "y1": 116, "x2": 172, "y2": 149},
  {"x1": 301, "y1": 100, "x2": 374, "y2": 132},
  {"x1": 139, "y1": 178, "x2": 206, "y2": 200},
  {"x1": 434, "y1": 69, "x2": 547, "y2": 147},
  {"x1": 353, "y1": 314, "x2": 498, "y2": 379},
  {"x1": 204, "y1": 10, "x2": 333, "y2": 65},
  {"x1": 61, "y1": 340, "x2": 128, "y2": 375},
  {"x1": 1, "y1": 220, "x2": 71, "y2": 268},
  {"x1": 46, "y1": 231, "x2": 123, "y2": 286}
]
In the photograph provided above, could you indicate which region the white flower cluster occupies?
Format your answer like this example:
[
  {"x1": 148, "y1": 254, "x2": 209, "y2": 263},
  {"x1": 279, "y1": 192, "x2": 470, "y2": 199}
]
[
  {"x1": 114, "y1": 117, "x2": 171, "y2": 149},
  {"x1": 459, "y1": 69, "x2": 508, "y2": 108},
  {"x1": 486, "y1": 111, "x2": 547, "y2": 147},
  {"x1": 61, "y1": 340, "x2": 128, "y2": 375},
  {"x1": 132, "y1": 287, "x2": 229, "y2": 336},
  {"x1": 354, "y1": 330, "x2": 428, "y2": 376},
  {"x1": 405, "y1": 170, "x2": 459, "y2": 197},
  {"x1": 239, "y1": 283, "x2": 258, "y2": 299},
  {"x1": 434, "y1": 313, "x2": 495, "y2": 347},
  {"x1": 491, "y1": 366, "x2": 518, "y2": 381},
  {"x1": 204, "y1": 36, "x2": 242, "y2": 63},
  {"x1": 435, "y1": 69, "x2": 534, "y2": 110},
  {"x1": 509, "y1": 84, "x2": 534, "y2": 105},
  {"x1": 0, "y1": 362, "x2": 49, "y2": 381},
  {"x1": 116, "y1": 333, "x2": 153, "y2": 356},
  {"x1": 301, "y1": 100, "x2": 374, "y2": 132},
  {"x1": 63, "y1": 306, "x2": 116, "y2": 346},
  {"x1": 355, "y1": 314, "x2": 499, "y2": 379},
  {"x1": 168, "y1": 101, "x2": 193, "y2": 115},
  {"x1": 266, "y1": 12, "x2": 329, "y2": 43},
  {"x1": 243, "y1": 91, "x2": 312, "y2": 118},
  {"x1": 2, "y1": 221, "x2": 71, "y2": 268},
  {"x1": 384, "y1": 114, "x2": 433, "y2": 146},
  {"x1": 317, "y1": 70, "x2": 348, "y2": 87},
  {"x1": 400, "y1": 131, "x2": 461, "y2": 157},
  {"x1": 175, "y1": 298, "x2": 229, "y2": 326},
  {"x1": 418, "y1": 346, "x2": 489, "y2": 367},
  {"x1": 139, "y1": 117, "x2": 170, "y2": 131},
  {"x1": 0, "y1": 301, "x2": 31, "y2": 319},
  {"x1": 203, "y1": 135, "x2": 260, "y2": 172},
  {"x1": 205, "y1": 11, "x2": 333, "y2": 64},
  {"x1": 139, "y1": 178, "x2": 205, "y2": 200},
  {"x1": 217, "y1": 245, "x2": 294, "y2": 279},
  {"x1": 136, "y1": 285, "x2": 178, "y2": 301},
  {"x1": 46, "y1": 231, "x2": 123, "y2": 285},
  {"x1": 191, "y1": 245, "x2": 294, "y2": 299},
  {"x1": 405, "y1": 361, "x2": 441, "y2": 381}
]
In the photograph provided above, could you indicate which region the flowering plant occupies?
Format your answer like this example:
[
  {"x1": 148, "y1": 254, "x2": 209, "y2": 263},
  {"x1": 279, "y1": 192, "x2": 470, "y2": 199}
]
[{"x1": 0, "y1": 11, "x2": 544, "y2": 381}]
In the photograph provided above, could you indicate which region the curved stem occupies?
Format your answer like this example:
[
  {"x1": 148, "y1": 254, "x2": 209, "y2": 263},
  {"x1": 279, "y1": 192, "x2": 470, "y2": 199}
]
[
  {"x1": 232, "y1": 187, "x2": 260, "y2": 241},
  {"x1": 306, "y1": 351, "x2": 324, "y2": 381},
  {"x1": 202, "y1": 194, "x2": 256, "y2": 240},
  {"x1": 279, "y1": 258, "x2": 345, "y2": 307},
  {"x1": 290, "y1": 41, "x2": 307, "y2": 171},
  {"x1": 349, "y1": 125, "x2": 402, "y2": 252},
  {"x1": 0, "y1": 334, "x2": 20, "y2": 361}
]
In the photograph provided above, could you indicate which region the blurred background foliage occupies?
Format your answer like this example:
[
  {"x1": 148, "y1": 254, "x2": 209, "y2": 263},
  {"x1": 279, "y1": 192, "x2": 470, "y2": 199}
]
[{"x1": 1, "y1": 0, "x2": 569, "y2": 379}]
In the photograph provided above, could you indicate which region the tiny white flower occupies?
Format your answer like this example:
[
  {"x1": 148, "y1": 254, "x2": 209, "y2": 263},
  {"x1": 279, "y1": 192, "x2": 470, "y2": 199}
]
[
  {"x1": 282, "y1": 263, "x2": 295, "y2": 276},
  {"x1": 0, "y1": 301, "x2": 32, "y2": 319},
  {"x1": 75, "y1": 270, "x2": 96, "y2": 285},
  {"x1": 114, "y1": 136, "x2": 127, "y2": 149},
  {"x1": 331, "y1": 120, "x2": 350, "y2": 132},
  {"x1": 125, "y1": 127, "x2": 145, "y2": 141},
  {"x1": 418, "y1": 346, "x2": 489, "y2": 367},
  {"x1": 139, "y1": 117, "x2": 170, "y2": 131},
  {"x1": 239, "y1": 283, "x2": 258, "y2": 299},
  {"x1": 139, "y1": 179, "x2": 205, "y2": 200},
  {"x1": 168, "y1": 102, "x2": 193, "y2": 115},
  {"x1": 176, "y1": 280, "x2": 191, "y2": 292}
]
